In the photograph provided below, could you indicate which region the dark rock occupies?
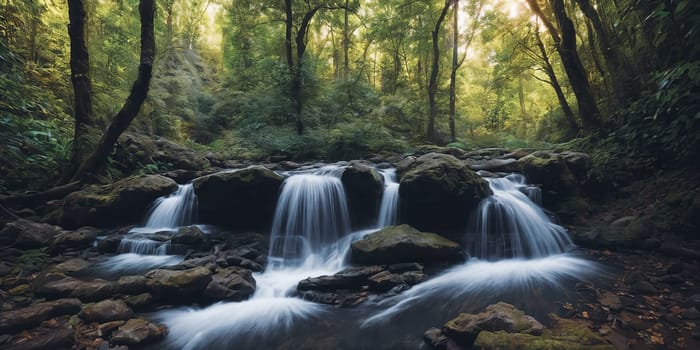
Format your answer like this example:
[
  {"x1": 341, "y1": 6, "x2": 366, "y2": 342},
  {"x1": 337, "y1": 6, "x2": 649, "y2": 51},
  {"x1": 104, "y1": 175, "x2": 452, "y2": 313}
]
[
  {"x1": 468, "y1": 158, "x2": 519, "y2": 172},
  {"x1": 367, "y1": 270, "x2": 425, "y2": 292},
  {"x1": 62, "y1": 175, "x2": 178, "y2": 228},
  {"x1": 298, "y1": 290, "x2": 369, "y2": 307},
  {"x1": 71, "y1": 280, "x2": 116, "y2": 301},
  {"x1": 683, "y1": 307, "x2": 700, "y2": 320},
  {"x1": 502, "y1": 149, "x2": 531, "y2": 160},
  {"x1": 442, "y1": 302, "x2": 544, "y2": 347},
  {"x1": 161, "y1": 169, "x2": 214, "y2": 184},
  {"x1": 687, "y1": 294, "x2": 700, "y2": 309},
  {"x1": 54, "y1": 258, "x2": 90, "y2": 275},
  {"x1": 423, "y1": 327, "x2": 465, "y2": 350},
  {"x1": 145, "y1": 266, "x2": 212, "y2": 300},
  {"x1": 203, "y1": 267, "x2": 256, "y2": 301},
  {"x1": 341, "y1": 163, "x2": 384, "y2": 229},
  {"x1": 224, "y1": 255, "x2": 263, "y2": 272},
  {"x1": 560, "y1": 151, "x2": 592, "y2": 180},
  {"x1": 298, "y1": 266, "x2": 385, "y2": 292},
  {"x1": 517, "y1": 151, "x2": 577, "y2": 203},
  {"x1": 395, "y1": 156, "x2": 417, "y2": 179},
  {"x1": 387, "y1": 262, "x2": 424, "y2": 273},
  {"x1": 351, "y1": 224, "x2": 464, "y2": 265},
  {"x1": 193, "y1": 166, "x2": 283, "y2": 230},
  {"x1": 633, "y1": 280, "x2": 657, "y2": 295},
  {"x1": 96, "y1": 234, "x2": 123, "y2": 253},
  {"x1": 114, "y1": 276, "x2": 148, "y2": 295},
  {"x1": 80, "y1": 299, "x2": 133, "y2": 323},
  {"x1": 0, "y1": 298, "x2": 81, "y2": 333},
  {"x1": 98, "y1": 320, "x2": 125, "y2": 338},
  {"x1": 399, "y1": 153, "x2": 491, "y2": 236},
  {"x1": 110, "y1": 318, "x2": 167, "y2": 345},
  {"x1": 123, "y1": 293, "x2": 153, "y2": 310},
  {"x1": 51, "y1": 227, "x2": 101, "y2": 251},
  {"x1": 172, "y1": 225, "x2": 208, "y2": 247},
  {"x1": 0, "y1": 219, "x2": 60, "y2": 248}
]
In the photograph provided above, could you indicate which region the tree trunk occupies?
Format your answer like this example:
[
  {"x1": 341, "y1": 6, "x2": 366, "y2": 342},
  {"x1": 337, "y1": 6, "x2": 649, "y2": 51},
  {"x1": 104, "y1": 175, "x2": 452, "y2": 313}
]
[
  {"x1": 448, "y1": 0, "x2": 458, "y2": 143},
  {"x1": 551, "y1": 0, "x2": 602, "y2": 132},
  {"x1": 343, "y1": 0, "x2": 350, "y2": 80},
  {"x1": 284, "y1": 0, "x2": 294, "y2": 70},
  {"x1": 67, "y1": 0, "x2": 94, "y2": 177},
  {"x1": 427, "y1": 0, "x2": 451, "y2": 142},
  {"x1": 71, "y1": 0, "x2": 156, "y2": 182},
  {"x1": 575, "y1": 0, "x2": 629, "y2": 104},
  {"x1": 534, "y1": 25, "x2": 579, "y2": 133}
]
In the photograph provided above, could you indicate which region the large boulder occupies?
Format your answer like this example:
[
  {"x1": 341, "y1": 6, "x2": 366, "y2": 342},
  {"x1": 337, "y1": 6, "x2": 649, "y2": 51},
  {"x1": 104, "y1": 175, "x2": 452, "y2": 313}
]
[
  {"x1": 517, "y1": 151, "x2": 577, "y2": 203},
  {"x1": 399, "y1": 153, "x2": 491, "y2": 236},
  {"x1": 341, "y1": 163, "x2": 384, "y2": 229},
  {"x1": 442, "y1": 302, "x2": 544, "y2": 346},
  {"x1": 114, "y1": 132, "x2": 209, "y2": 173},
  {"x1": 0, "y1": 219, "x2": 60, "y2": 248},
  {"x1": 193, "y1": 166, "x2": 283, "y2": 230},
  {"x1": 351, "y1": 224, "x2": 464, "y2": 265},
  {"x1": 145, "y1": 266, "x2": 212, "y2": 300},
  {"x1": 0, "y1": 298, "x2": 81, "y2": 333},
  {"x1": 62, "y1": 175, "x2": 178, "y2": 228}
]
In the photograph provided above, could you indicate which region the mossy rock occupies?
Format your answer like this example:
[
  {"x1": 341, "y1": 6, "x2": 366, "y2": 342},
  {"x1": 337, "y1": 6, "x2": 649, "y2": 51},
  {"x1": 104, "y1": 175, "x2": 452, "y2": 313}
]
[
  {"x1": 350, "y1": 224, "x2": 464, "y2": 265},
  {"x1": 399, "y1": 153, "x2": 491, "y2": 237},
  {"x1": 62, "y1": 175, "x2": 178, "y2": 228},
  {"x1": 341, "y1": 163, "x2": 384, "y2": 229},
  {"x1": 517, "y1": 151, "x2": 577, "y2": 203}
]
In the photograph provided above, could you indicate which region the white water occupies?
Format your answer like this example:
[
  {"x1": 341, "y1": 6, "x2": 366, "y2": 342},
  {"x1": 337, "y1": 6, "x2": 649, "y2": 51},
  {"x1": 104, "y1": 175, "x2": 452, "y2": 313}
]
[
  {"x1": 362, "y1": 254, "x2": 597, "y2": 326},
  {"x1": 268, "y1": 166, "x2": 352, "y2": 266},
  {"x1": 377, "y1": 169, "x2": 400, "y2": 227},
  {"x1": 468, "y1": 174, "x2": 573, "y2": 259},
  {"x1": 159, "y1": 166, "x2": 372, "y2": 348},
  {"x1": 143, "y1": 183, "x2": 197, "y2": 230}
]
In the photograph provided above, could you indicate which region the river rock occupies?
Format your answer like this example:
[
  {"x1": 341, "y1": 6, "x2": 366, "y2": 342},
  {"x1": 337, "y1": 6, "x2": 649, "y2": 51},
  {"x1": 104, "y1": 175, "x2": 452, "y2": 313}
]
[
  {"x1": 114, "y1": 275, "x2": 148, "y2": 295},
  {"x1": 193, "y1": 166, "x2": 283, "y2": 230},
  {"x1": 145, "y1": 266, "x2": 212, "y2": 300},
  {"x1": 517, "y1": 151, "x2": 577, "y2": 202},
  {"x1": 110, "y1": 318, "x2": 167, "y2": 345},
  {"x1": 124, "y1": 293, "x2": 153, "y2": 310},
  {"x1": 367, "y1": 270, "x2": 425, "y2": 292},
  {"x1": 341, "y1": 163, "x2": 384, "y2": 229},
  {"x1": 80, "y1": 299, "x2": 133, "y2": 323},
  {"x1": 51, "y1": 226, "x2": 101, "y2": 251},
  {"x1": 54, "y1": 258, "x2": 90, "y2": 275},
  {"x1": 468, "y1": 158, "x2": 519, "y2": 172},
  {"x1": 351, "y1": 224, "x2": 464, "y2": 265},
  {"x1": 442, "y1": 302, "x2": 544, "y2": 347},
  {"x1": 203, "y1": 267, "x2": 256, "y2": 301},
  {"x1": 0, "y1": 298, "x2": 81, "y2": 333},
  {"x1": 560, "y1": 151, "x2": 592, "y2": 180},
  {"x1": 0, "y1": 219, "x2": 60, "y2": 248},
  {"x1": 298, "y1": 266, "x2": 384, "y2": 292},
  {"x1": 62, "y1": 175, "x2": 178, "y2": 228},
  {"x1": 399, "y1": 153, "x2": 491, "y2": 235}
]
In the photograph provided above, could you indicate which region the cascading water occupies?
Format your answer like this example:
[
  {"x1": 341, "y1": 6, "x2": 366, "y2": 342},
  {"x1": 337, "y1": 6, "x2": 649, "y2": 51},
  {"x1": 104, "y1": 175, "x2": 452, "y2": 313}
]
[
  {"x1": 466, "y1": 173, "x2": 573, "y2": 259},
  {"x1": 377, "y1": 169, "x2": 399, "y2": 227},
  {"x1": 144, "y1": 183, "x2": 197, "y2": 229},
  {"x1": 268, "y1": 167, "x2": 352, "y2": 266}
]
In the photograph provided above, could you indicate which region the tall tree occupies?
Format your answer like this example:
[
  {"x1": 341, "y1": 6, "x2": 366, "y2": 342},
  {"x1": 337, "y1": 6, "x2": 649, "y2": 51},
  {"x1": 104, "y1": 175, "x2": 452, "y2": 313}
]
[
  {"x1": 525, "y1": 0, "x2": 602, "y2": 132},
  {"x1": 427, "y1": 0, "x2": 451, "y2": 142},
  {"x1": 67, "y1": 0, "x2": 94, "y2": 175},
  {"x1": 284, "y1": 1, "x2": 347, "y2": 135},
  {"x1": 71, "y1": 0, "x2": 156, "y2": 181}
]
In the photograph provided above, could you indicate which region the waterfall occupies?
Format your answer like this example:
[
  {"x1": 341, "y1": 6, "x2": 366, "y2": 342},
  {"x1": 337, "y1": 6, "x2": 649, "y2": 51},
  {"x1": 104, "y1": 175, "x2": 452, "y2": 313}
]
[
  {"x1": 467, "y1": 174, "x2": 572, "y2": 259},
  {"x1": 144, "y1": 183, "x2": 197, "y2": 229},
  {"x1": 377, "y1": 169, "x2": 399, "y2": 227},
  {"x1": 117, "y1": 238, "x2": 170, "y2": 255},
  {"x1": 268, "y1": 166, "x2": 352, "y2": 266}
]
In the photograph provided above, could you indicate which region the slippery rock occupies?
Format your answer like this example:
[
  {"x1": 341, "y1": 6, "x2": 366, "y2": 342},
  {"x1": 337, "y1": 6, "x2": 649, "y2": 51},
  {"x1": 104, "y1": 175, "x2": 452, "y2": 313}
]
[
  {"x1": 62, "y1": 175, "x2": 178, "y2": 228},
  {"x1": 0, "y1": 298, "x2": 81, "y2": 333},
  {"x1": 0, "y1": 219, "x2": 60, "y2": 248},
  {"x1": 110, "y1": 318, "x2": 167, "y2": 345},
  {"x1": 399, "y1": 153, "x2": 491, "y2": 235},
  {"x1": 442, "y1": 302, "x2": 544, "y2": 347},
  {"x1": 145, "y1": 266, "x2": 212, "y2": 300},
  {"x1": 80, "y1": 299, "x2": 133, "y2": 323},
  {"x1": 341, "y1": 163, "x2": 384, "y2": 228},
  {"x1": 351, "y1": 224, "x2": 464, "y2": 265},
  {"x1": 203, "y1": 267, "x2": 256, "y2": 301},
  {"x1": 193, "y1": 166, "x2": 283, "y2": 230}
]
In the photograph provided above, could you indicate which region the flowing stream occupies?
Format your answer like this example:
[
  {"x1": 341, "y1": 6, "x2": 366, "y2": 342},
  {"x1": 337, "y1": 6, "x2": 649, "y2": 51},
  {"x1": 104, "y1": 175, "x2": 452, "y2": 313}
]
[{"x1": 145, "y1": 169, "x2": 596, "y2": 349}]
